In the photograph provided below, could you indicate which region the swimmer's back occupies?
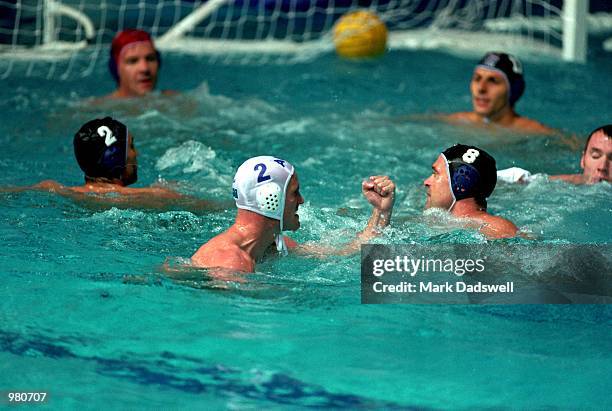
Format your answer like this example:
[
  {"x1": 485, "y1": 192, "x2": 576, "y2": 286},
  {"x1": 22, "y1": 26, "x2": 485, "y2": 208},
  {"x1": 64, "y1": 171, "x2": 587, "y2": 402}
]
[
  {"x1": 191, "y1": 231, "x2": 255, "y2": 272},
  {"x1": 471, "y1": 213, "x2": 518, "y2": 239}
]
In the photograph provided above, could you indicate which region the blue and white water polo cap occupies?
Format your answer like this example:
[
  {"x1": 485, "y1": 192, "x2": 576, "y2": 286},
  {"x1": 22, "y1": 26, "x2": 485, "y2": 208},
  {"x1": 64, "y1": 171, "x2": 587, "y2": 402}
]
[{"x1": 232, "y1": 156, "x2": 295, "y2": 255}]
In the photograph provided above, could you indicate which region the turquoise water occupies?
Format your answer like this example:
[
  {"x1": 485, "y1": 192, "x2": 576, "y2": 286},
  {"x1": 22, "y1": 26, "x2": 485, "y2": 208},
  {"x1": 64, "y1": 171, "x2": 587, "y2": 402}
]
[{"x1": 1, "y1": 49, "x2": 611, "y2": 408}]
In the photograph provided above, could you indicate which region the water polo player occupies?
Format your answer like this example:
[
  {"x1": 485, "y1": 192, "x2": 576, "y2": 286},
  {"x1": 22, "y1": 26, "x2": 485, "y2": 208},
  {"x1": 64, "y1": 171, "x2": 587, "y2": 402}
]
[
  {"x1": 444, "y1": 51, "x2": 554, "y2": 134},
  {"x1": 73, "y1": 117, "x2": 137, "y2": 186},
  {"x1": 498, "y1": 124, "x2": 612, "y2": 184},
  {"x1": 28, "y1": 116, "x2": 141, "y2": 194},
  {"x1": 67, "y1": 117, "x2": 225, "y2": 206},
  {"x1": 424, "y1": 144, "x2": 517, "y2": 238},
  {"x1": 108, "y1": 29, "x2": 175, "y2": 98},
  {"x1": 191, "y1": 156, "x2": 396, "y2": 272},
  {"x1": 7, "y1": 117, "x2": 226, "y2": 211}
]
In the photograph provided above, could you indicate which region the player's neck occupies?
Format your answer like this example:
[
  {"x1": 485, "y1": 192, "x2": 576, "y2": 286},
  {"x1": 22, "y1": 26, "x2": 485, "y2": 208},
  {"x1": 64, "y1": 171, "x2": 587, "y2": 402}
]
[
  {"x1": 451, "y1": 198, "x2": 486, "y2": 217},
  {"x1": 481, "y1": 105, "x2": 516, "y2": 125},
  {"x1": 232, "y1": 211, "x2": 279, "y2": 260}
]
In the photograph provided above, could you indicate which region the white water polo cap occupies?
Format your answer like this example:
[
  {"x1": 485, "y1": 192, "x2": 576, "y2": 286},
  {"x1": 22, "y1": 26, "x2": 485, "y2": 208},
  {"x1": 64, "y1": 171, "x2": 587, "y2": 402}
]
[{"x1": 232, "y1": 156, "x2": 295, "y2": 254}]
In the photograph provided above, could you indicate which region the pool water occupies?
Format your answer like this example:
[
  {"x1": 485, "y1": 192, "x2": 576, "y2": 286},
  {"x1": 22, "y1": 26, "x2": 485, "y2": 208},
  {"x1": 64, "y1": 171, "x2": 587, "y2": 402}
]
[{"x1": 1, "y1": 47, "x2": 611, "y2": 409}]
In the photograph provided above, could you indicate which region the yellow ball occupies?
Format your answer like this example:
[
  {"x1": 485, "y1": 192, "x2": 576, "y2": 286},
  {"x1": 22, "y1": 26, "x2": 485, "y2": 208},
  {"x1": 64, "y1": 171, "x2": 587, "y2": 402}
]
[{"x1": 333, "y1": 11, "x2": 388, "y2": 58}]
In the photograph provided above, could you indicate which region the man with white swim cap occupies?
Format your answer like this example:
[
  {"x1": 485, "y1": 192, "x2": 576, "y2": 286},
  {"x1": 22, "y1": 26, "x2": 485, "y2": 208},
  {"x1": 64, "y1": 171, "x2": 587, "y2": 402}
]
[
  {"x1": 233, "y1": 156, "x2": 297, "y2": 255},
  {"x1": 498, "y1": 125, "x2": 612, "y2": 185},
  {"x1": 444, "y1": 51, "x2": 554, "y2": 134},
  {"x1": 424, "y1": 144, "x2": 517, "y2": 239},
  {"x1": 191, "y1": 156, "x2": 396, "y2": 272}
]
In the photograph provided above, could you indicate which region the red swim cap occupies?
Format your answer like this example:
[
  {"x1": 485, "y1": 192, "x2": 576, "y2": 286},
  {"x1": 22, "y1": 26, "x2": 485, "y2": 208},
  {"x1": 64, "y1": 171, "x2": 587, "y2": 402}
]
[{"x1": 111, "y1": 29, "x2": 155, "y2": 63}]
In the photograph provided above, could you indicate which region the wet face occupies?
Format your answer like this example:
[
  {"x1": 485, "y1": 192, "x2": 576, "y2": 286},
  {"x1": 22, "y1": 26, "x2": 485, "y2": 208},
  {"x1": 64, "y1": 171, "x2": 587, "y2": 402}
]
[
  {"x1": 117, "y1": 42, "x2": 159, "y2": 97},
  {"x1": 121, "y1": 134, "x2": 138, "y2": 186},
  {"x1": 580, "y1": 130, "x2": 612, "y2": 184},
  {"x1": 423, "y1": 155, "x2": 454, "y2": 210},
  {"x1": 470, "y1": 67, "x2": 510, "y2": 119},
  {"x1": 282, "y1": 174, "x2": 304, "y2": 231}
]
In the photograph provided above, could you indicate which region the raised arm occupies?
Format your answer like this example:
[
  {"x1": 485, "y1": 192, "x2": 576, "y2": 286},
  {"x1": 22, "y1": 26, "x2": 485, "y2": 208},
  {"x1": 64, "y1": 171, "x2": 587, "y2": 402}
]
[
  {"x1": 355, "y1": 175, "x2": 395, "y2": 242},
  {"x1": 297, "y1": 175, "x2": 395, "y2": 257}
]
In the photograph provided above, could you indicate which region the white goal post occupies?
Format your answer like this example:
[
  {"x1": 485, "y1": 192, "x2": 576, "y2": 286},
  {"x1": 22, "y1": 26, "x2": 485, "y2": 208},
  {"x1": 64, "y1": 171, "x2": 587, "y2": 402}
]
[{"x1": 1, "y1": 0, "x2": 611, "y2": 79}]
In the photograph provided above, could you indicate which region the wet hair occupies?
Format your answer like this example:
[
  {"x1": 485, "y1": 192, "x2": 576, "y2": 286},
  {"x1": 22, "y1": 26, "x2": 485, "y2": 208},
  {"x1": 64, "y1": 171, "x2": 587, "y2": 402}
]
[
  {"x1": 73, "y1": 117, "x2": 128, "y2": 181},
  {"x1": 442, "y1": 144, "x2": 497, "y2": 208},
  {"x1": 108, "y1": 29, "x2": 161, "y2": 83},
  {"x1": 584, "y1": 124, "x2": 612, "y2": 152},
  {"x1": 476, "y1": 52, "x2": 525, "y2": 106}
]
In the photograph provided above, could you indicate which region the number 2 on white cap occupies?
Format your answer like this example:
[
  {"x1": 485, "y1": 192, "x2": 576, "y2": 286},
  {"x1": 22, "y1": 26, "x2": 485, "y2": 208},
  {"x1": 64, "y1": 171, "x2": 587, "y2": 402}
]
[{"x1": 254, "y1": 163, "x2": 272, "y2": 183}]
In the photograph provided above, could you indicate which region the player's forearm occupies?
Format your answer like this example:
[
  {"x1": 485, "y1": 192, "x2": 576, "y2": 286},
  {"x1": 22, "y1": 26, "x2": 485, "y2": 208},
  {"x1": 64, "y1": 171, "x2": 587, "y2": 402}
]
[
  {"x1": 358, "y1": 207, "x2": 392, "y2": 241},
  {"x1": 296, "y1": 207, "x2": 393, "y2": 258}
]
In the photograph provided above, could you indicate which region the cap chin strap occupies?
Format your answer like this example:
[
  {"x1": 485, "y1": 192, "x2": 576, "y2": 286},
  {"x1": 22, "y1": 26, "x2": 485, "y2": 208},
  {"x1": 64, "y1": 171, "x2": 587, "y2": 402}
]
[
  {"x1": 275, "y1": 233, "x2": 288, "y2": 256},
  {"x1": 442, "y1": 154, "x2": 457, "y2": 212},
  {"x1": 275, "y1": 195, "x2": 287, "y2": 256},
  {"x1": 448, "y1": 197, "x2": 457, "y2": 212},
  {"x1": 274, "y1": 167, "x2": 294, "y2": 257}
]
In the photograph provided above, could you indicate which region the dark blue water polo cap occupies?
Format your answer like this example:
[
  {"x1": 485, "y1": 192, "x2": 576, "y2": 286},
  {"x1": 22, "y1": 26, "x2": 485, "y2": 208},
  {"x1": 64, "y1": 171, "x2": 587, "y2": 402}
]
[
  {"x1": 477, "y1": 52, "x2": 525, "y2": 106},
  {"x1": 441, "y1": 144, "x2": 497, "y2": 202},
  {"x1": 73, "y1": 117, "x2": 128, "y2": 179}
]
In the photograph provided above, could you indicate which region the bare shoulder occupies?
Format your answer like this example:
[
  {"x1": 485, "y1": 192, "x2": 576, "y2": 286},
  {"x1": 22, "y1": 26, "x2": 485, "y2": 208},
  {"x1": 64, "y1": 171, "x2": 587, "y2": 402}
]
[
  {"x1": 478, "y1": 214, "x2": 518, "y2": 239},
  {"x1": 191, "y1": 236, "x2": 254, "y2": 272},
  {"x1": 444, "y1": 112, "x2": 475, "y2": 122},
  {"x1": 549, "y1": 174, "x2": 585, "y2": 184},
  {"x1": 32, "y1": 180, "x2": 64, "y2": 191},
  {"x1": 393, "y1": 113, "x2": 447, "y2": 123},
  {"x1": 198, "y1": 247, "x2": 253, "y2": 272},
  {"x1": 66, "y1": 185, "x2": 94, "y2": 194},
  {"x1": 125, "y1": 186, "x2": 183, "y2": 198},
  {"x1": 284, "y1": 236, "x2": 299, "y2": 249},
  {"x1": 513, "y1": 117, "x2": 555, "y2": 135}
]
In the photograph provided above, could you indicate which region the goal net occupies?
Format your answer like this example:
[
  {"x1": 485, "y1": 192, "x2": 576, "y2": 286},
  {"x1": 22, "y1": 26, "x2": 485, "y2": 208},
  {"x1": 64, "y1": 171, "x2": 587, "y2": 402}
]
[{"x1": 1, "y1": 0, "x2": 611, "y2": 79}]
